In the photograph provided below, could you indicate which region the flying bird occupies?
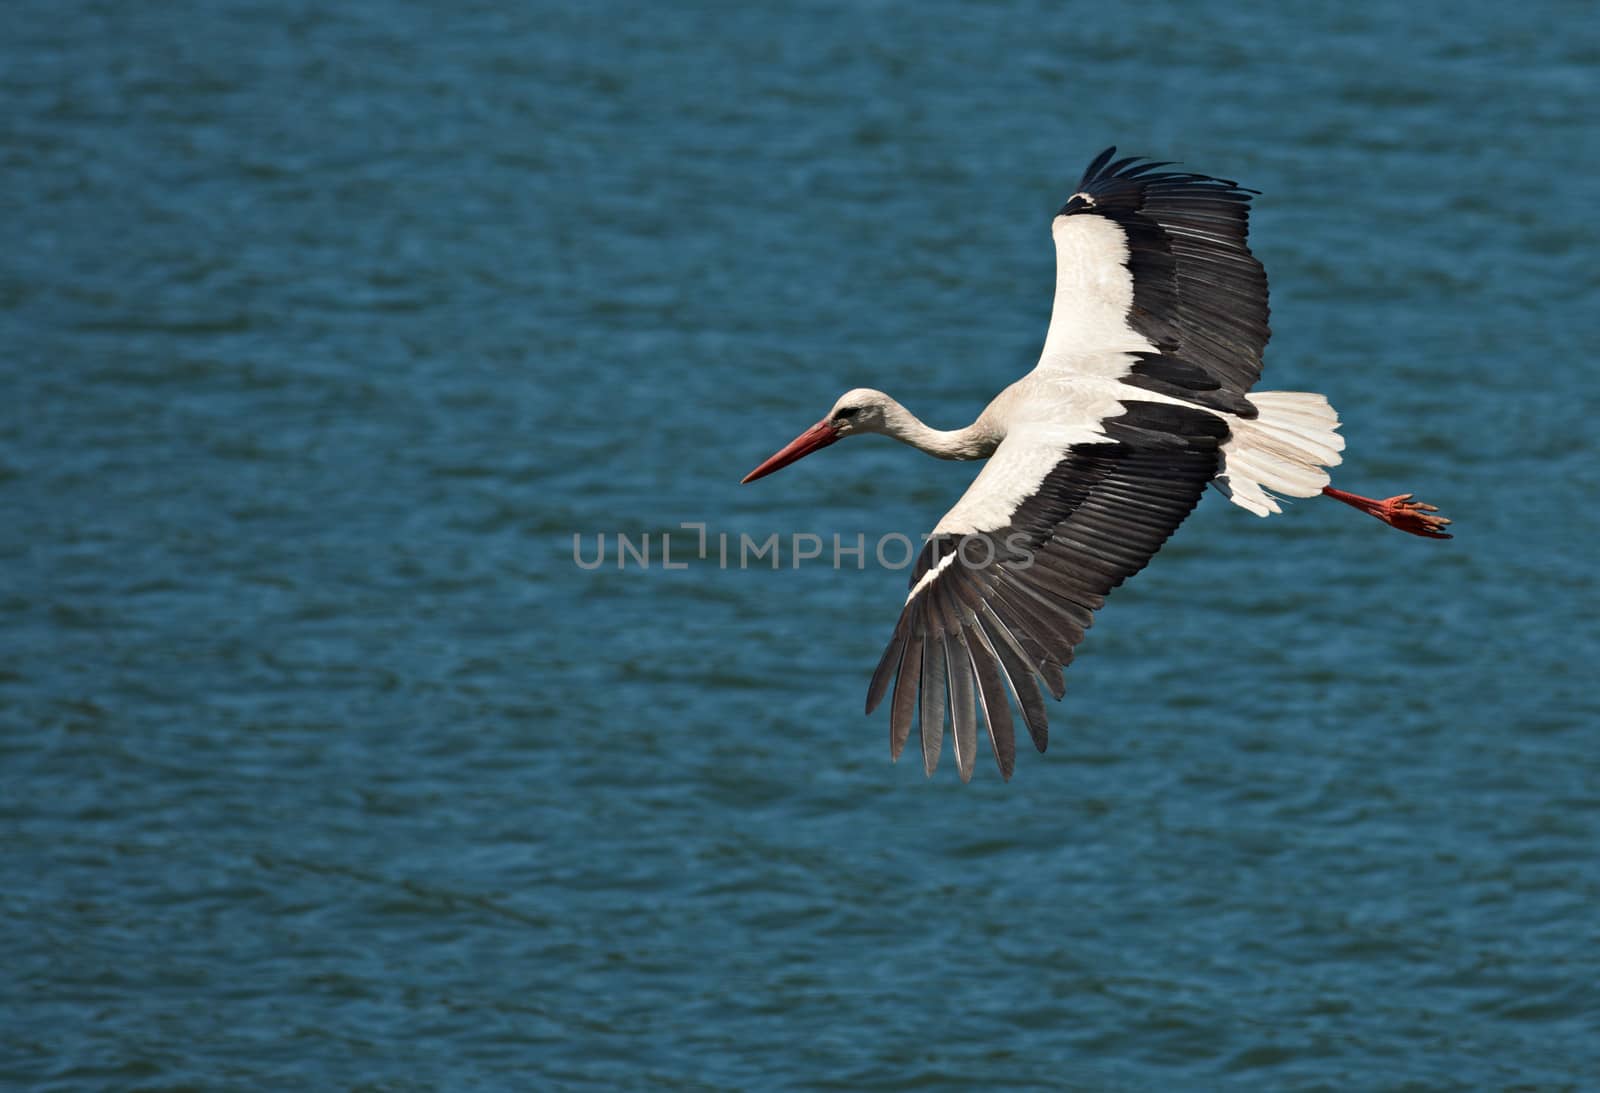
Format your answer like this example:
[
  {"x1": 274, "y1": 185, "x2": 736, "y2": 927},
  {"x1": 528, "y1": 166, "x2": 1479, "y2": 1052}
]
[{"x1": 741, "y1": 148, "x2": 1450, "y2": 782}]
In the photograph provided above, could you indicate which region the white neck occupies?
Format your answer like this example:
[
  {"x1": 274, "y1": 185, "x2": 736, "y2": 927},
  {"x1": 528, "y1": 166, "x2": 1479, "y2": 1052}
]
[{"x1": 879, "y1": 398, "x2": 1000, "y2": 461}]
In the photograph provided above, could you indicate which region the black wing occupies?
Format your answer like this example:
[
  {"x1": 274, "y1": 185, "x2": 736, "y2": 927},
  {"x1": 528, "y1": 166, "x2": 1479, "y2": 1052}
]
[
  {"x1": 865, "y1": 401, "x2": 1229, "y2": 781},
  {"x1": 1061, "y1": 147, "x2": 1271, "y2": 404}
]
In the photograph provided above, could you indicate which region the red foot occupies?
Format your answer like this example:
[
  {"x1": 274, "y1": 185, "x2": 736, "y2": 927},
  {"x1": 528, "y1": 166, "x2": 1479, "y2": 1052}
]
[{"x1": 1322, "y1": 486, "x2": 1452, "y2": 539}]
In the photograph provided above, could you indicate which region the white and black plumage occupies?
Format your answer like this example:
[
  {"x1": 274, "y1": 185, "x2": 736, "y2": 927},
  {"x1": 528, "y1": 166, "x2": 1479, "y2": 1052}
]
[{"x1": 742, "y1": 148, "x2": 1450, "y2": 782}]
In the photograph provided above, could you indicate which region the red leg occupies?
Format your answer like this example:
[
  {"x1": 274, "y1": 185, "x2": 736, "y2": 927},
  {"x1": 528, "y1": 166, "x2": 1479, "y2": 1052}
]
[{"x1": 1322, "y1": 486, "x2": 1452, "y2": 539}]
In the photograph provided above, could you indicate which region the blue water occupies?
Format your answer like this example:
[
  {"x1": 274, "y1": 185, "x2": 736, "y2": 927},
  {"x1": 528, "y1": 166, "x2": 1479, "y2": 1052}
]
[{"x1": 5, "y1": 1, "x2": 1598, "y2": 1088}]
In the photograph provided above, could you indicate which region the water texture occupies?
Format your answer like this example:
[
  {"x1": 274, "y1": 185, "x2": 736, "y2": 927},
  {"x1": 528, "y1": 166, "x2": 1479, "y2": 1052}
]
[{"x1": 4, "y1": 1, "x2": 1598, "y2": 1088}]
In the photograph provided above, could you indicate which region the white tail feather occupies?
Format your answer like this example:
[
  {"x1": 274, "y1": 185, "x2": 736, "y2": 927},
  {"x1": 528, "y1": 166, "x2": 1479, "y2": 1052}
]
[{"x1": 1217, "y1": 391, "x2": 1346, "y2": 516}]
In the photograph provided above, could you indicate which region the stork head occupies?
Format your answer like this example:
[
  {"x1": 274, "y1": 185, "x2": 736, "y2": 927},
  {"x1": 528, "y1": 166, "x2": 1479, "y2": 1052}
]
[{"x1": 741, "y1": 388, "x2": 893, "y2": 484}]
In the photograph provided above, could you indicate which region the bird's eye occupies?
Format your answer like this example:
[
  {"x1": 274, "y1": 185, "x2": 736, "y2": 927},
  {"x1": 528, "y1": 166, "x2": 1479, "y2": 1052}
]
[{"x1": 836, "y1": 407, "x2": 859, "y2": 420}]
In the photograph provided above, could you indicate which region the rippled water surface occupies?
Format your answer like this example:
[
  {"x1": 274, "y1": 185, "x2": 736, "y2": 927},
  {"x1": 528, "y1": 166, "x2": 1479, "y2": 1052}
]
[{"x1": 5, "y1": 1, "x2": 1598, "y2": 1088}]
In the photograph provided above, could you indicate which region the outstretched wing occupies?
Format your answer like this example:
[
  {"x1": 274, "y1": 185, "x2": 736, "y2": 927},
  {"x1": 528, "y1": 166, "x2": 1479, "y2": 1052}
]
[
  {"x1": 865, "y1": 400, "x2": 1229, "y2": 782},
  {"x1": 864, "y1": 149, "x2": 1271, "y2": 780},
  {"x1": 1040, "y1": 147, "x2": 1271, "y2": 409}
]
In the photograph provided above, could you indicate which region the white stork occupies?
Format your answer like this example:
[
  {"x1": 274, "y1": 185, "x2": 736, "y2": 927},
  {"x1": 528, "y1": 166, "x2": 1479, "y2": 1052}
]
[{"x1": 741, "y1": 148, "x2": 1451, "y2": 782}]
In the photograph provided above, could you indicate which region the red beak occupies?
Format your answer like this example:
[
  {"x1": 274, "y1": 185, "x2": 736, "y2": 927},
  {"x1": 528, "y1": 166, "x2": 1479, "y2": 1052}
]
[{"x1": 741, "y1": 419, "x2": 840, "y2": 484}]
